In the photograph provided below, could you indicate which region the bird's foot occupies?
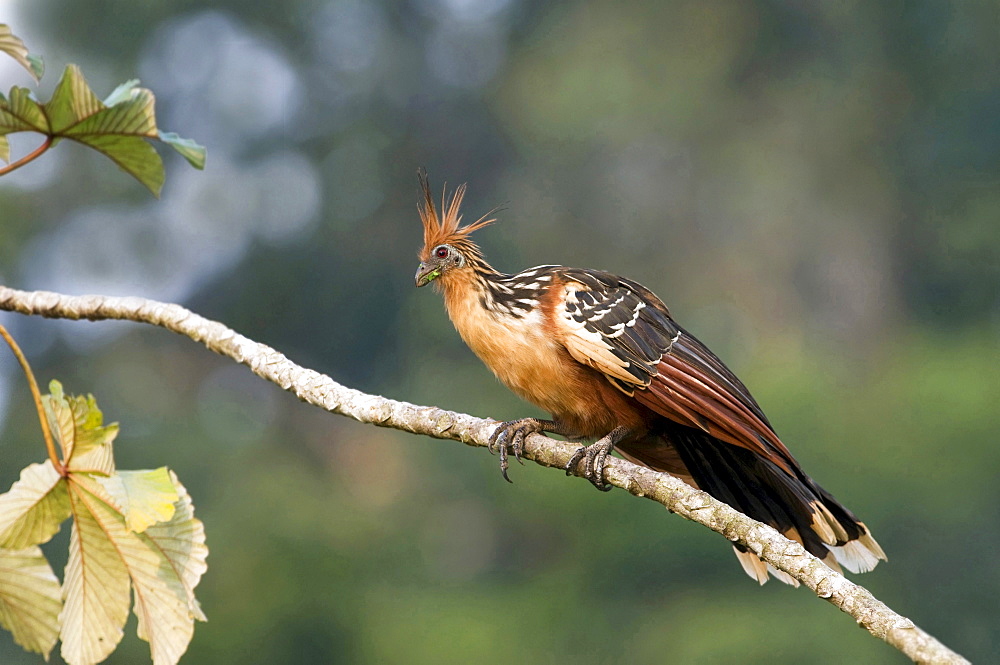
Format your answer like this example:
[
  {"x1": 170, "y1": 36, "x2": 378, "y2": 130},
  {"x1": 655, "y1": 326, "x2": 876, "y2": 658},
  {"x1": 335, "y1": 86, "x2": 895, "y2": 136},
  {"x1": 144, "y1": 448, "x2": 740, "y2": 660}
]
[
  {"x1": 564, "y1": 426, "x2": 631, "y2": 492},
  {"x1": 488, "y1": 418, "x2": 555, "y2": 483}
]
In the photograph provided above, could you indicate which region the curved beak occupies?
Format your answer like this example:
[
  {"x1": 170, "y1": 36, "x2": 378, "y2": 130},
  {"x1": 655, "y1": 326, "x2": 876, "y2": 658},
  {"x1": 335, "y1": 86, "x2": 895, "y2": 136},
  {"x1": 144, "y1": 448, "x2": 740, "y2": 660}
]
[{"x1": 414, "y1": 262, "x2": 441, "y2": 287}]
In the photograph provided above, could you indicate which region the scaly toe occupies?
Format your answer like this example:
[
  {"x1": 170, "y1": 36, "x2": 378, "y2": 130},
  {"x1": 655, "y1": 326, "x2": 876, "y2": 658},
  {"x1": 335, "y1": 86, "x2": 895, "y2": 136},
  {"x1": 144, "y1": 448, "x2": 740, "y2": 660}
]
[
  {"x1": 487, "y1": 427, "x2": 504, "y2": 455},
  {"x1": 510, "y1": 429, "x2": 527, "y2": 465},
  {"x1": 500, "y1": 448, "x2": 512, "y2": 483},
  {"x1": 589, "y1": 456, "x2": 613, "y2": 491},
  {"x1": 488, "y1": 418, "x2": 559, "y2": 483},
  {"x1": 564, "y1": 447, "x2": 586, "y2": 476}
]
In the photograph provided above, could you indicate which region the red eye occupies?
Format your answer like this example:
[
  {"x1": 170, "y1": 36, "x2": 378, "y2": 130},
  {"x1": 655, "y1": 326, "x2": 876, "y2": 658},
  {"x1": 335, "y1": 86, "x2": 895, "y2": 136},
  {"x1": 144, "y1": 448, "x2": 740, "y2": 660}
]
[{"x1": 435, "y1": 246, "x2": 449, "y2": 259}]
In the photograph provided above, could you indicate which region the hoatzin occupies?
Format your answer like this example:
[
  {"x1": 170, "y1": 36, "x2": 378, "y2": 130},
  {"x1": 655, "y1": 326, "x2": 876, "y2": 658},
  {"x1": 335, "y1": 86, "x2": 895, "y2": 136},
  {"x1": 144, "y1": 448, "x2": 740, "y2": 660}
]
[{"x1": 413, "y1": 172, "x2": 885, "y2": 585}]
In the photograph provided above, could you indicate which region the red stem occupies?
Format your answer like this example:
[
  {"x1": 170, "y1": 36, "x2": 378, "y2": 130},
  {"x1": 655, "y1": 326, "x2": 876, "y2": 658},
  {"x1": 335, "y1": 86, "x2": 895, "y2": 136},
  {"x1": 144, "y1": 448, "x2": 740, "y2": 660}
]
[{"x1": 0, "y1": 135, "x2": 53, "y2": 176}]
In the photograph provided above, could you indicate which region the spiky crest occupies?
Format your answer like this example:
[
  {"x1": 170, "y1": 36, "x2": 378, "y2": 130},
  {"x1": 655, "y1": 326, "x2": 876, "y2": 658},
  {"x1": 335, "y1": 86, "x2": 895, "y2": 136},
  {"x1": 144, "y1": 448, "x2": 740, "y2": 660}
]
[{"x1": 417, "y1": 169, "x2": 496, "y2": 262}]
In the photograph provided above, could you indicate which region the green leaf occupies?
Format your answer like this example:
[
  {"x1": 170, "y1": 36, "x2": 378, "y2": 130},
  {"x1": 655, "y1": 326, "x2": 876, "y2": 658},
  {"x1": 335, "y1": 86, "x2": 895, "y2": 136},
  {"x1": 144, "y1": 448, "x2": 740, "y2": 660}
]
[
  {"x1": 42, "y1": 66, "x2": 169, "y2": 195},
  {"x1": 0, "y1": 461, "x2": 70, "y2": 549},
  {"x1": 0, "y1": 86, "x2": 49, "y2": 135},
  {"x1": 0, "y1": 546, "x2": 61, "y2": 658},
  {"x1": 102, "y1": 79, "x2": 140, "y2": 107},
  {"x1": 26, "y1": 54, "x2": 44, "y2": 80},
  {"x1": 97, "y1": 468, "x2": 179, "y2": 533},
  {"x1": 0, "y1": 62, "x2": 204, "y2": 195},
  {"x1": 158, "y1": 132, "x2": 206, "y2": 170},
  {"x1": 64, "y1": 473, "x2": 207, "y2": 665},
  {"x1": 0, "y1": 135, "x2": 8, "y2": 163},
  {"x1": 67, "y1": 88, "x2": 157, "y2": 138},
  {"x1": 45, "y1": 65, "x2": 104, "y2": 134},
  {"x1": 44, "y1": 380, "x2": 119, "y2": 475},
  {"x1": 0, "y1": 24, "x2": 44, "y2": 81},
  {"x1": 74, "y1": 134, "x2": 165, "y2": 197}
]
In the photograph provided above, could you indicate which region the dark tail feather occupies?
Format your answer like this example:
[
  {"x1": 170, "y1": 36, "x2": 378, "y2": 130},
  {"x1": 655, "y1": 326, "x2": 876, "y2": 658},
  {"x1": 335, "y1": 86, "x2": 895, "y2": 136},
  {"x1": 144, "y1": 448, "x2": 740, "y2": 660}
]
[{"x1": 622, "y1": 423, "x2": 885, "y2": 585}]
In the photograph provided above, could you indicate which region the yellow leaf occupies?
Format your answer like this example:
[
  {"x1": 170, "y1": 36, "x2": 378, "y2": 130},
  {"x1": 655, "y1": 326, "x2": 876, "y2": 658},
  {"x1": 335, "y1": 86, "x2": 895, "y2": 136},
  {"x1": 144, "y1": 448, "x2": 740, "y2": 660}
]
[
  {"x1": 0, "y1": 546, "x2": 61, "y2": 658},
  {"x1": 97, "y1": 468, "x2": 178, "y2": 533},
  {"x1": 64, "y1": 472, "x2": 207, "y2": 665},
  {"x1": 0, "y1": 461, "x2": 69, "y2": 549},
  {"x1": 0, "y1": 24, "x2": 44, "y2": 81},
  {"x1": 145, "y1": 471, "x2": 208, "y2": 623},
  {"x1": 60, "y1": 486, "x2": 130, "y2": 665},
  {"x1": 44, "y1": 380, "x2": 74, "y2": 461},
  {"x1": 43, "y1": 380, "x2": 118, "y2": 475}
]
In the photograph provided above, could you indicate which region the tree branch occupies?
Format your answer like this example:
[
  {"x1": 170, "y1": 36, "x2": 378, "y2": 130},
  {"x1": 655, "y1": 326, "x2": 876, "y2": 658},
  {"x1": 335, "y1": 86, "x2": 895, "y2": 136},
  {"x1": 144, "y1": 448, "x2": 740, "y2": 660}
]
[{"x1": 0, "y1": 285, "x2": 969, "y2": 665}]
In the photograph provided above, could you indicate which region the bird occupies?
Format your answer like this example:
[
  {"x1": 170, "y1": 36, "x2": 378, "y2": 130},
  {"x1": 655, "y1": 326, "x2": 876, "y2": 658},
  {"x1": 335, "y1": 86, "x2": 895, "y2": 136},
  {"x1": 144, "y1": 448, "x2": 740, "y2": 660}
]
[{"x1": 412, "y1": 171, "x2": 885, "y2": 585}]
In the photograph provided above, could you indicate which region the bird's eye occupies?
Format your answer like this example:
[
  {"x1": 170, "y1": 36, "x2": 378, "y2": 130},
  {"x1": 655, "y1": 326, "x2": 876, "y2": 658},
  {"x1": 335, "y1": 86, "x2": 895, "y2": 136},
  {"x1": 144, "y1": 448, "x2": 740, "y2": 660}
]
[{"x1": 435, "y1": 246, "x2": 449, "y2": 259}]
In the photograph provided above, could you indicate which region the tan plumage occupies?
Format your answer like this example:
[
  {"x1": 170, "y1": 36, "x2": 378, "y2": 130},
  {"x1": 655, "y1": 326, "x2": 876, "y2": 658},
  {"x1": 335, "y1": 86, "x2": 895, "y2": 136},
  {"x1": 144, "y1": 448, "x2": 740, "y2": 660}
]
[{"x1": 414, "y1": 173, "x2": 885, "y2": 584}]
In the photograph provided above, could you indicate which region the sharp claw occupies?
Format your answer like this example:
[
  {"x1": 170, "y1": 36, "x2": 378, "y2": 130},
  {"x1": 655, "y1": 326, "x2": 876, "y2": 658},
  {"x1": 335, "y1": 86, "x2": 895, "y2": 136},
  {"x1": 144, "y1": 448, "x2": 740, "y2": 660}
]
[
  {"x1": 591, "y1": 450, "x2": 615, "y2": 491},
  {"x1": 564, "y1": 448, "x2": 584, "y2": 476},
  {"x1": 498, "y1": 441, "x2": 509, "y2": 480},
  {"x1": 488, "y1": 418, "x2": 559, "y2": 483},
  {"x1": 565, "y1": 427, "x2": 630, "y2": 491},
  {"x1": 512, "y1": 431, "x2": 526, "y2": 465},
  {"x1": 487, "y1": 427, "x2": 501, "y2": 455},
  {"x1": 500, "y1": 443, "x2": 513, "y2": 483}
]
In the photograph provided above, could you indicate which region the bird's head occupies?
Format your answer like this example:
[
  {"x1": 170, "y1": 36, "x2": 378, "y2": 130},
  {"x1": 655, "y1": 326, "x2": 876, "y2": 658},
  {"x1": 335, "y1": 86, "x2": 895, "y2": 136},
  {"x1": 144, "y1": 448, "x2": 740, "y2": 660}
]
[{"x1": 414, "y1": 170, "x2": 496, "y2": 288}]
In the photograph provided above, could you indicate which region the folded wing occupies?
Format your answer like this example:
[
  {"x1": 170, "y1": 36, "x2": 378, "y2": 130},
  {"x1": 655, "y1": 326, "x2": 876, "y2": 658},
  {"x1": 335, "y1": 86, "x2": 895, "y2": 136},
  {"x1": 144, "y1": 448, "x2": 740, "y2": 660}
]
[{"x1": 554, "y1": 268, "x2": 799, "y2": 477}]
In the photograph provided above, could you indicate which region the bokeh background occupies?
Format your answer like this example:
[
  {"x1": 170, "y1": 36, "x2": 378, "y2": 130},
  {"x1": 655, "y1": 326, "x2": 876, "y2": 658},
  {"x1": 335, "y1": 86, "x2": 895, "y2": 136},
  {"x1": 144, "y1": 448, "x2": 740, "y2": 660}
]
[{"x1": 1, "y1": 1, "x2": 998, "y2": 663}]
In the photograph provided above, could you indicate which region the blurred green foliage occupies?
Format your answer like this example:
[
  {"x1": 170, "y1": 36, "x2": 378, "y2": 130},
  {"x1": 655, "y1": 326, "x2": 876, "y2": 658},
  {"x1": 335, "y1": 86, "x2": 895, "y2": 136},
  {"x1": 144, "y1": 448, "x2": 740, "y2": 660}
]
[{"x1": 1, "y1": 0, "x2": 998, "y2": 663}]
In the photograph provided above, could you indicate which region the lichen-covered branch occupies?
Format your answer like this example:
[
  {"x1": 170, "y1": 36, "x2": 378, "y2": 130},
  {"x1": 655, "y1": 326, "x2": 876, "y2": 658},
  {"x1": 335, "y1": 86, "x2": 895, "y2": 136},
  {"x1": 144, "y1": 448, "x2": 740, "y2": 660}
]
[{"x1": 0, "y1": 285, "x2": 969, "y2": 665}]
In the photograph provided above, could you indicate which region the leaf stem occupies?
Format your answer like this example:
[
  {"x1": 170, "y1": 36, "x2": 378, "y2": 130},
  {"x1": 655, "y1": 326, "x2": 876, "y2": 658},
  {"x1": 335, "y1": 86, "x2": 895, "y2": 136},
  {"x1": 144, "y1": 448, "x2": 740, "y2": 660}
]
[
  {"x1": 0, "y1": 324, "x2": 65, "y2": 475},
  {"x1": 0, "y1": 135, "x2": 53, "y2": 176}
]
